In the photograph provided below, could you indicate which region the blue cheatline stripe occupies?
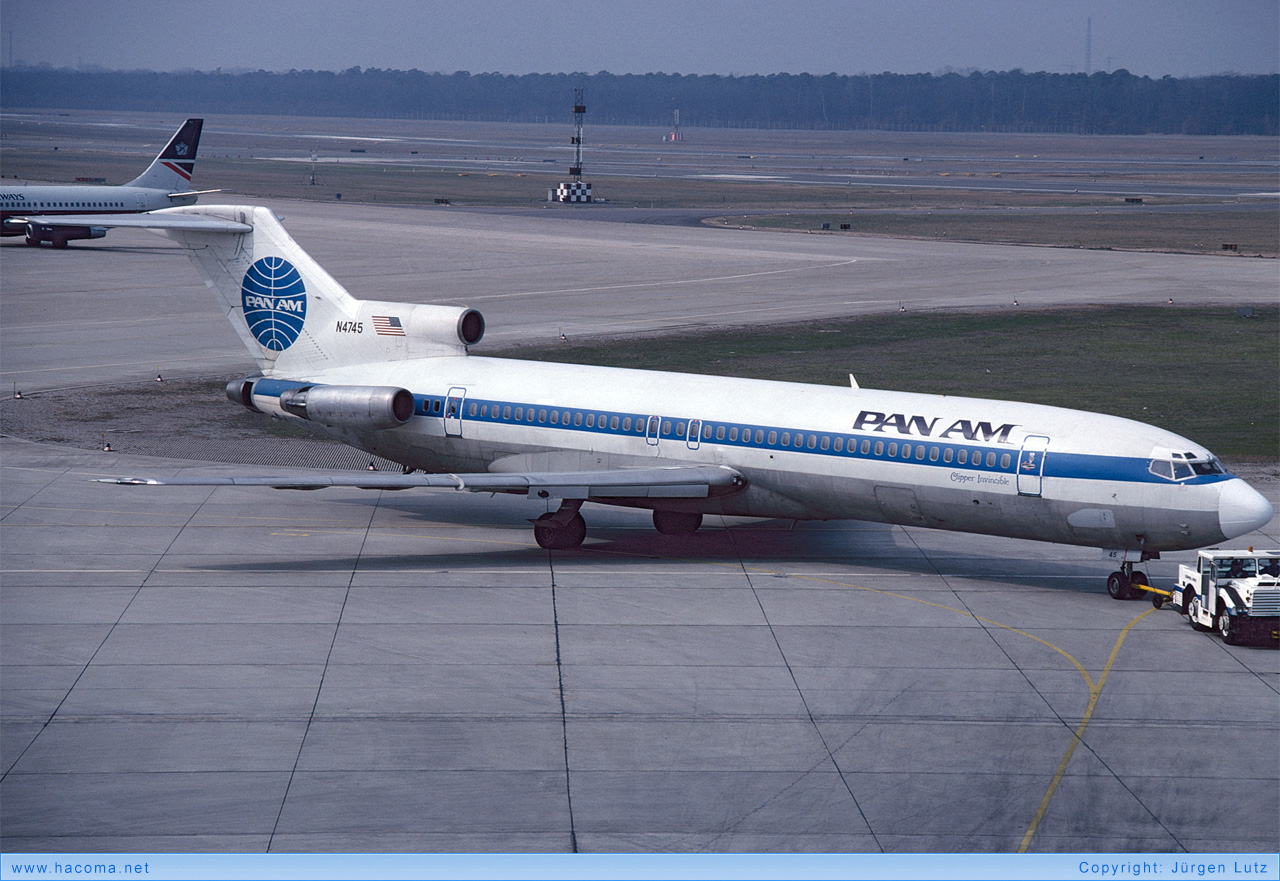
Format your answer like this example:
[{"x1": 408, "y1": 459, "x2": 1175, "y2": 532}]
[
  {"x1": 248, "y1": 382, "x2": 1231, "y2": 488},
  {"x1": 410, "y1": 392, "x2": 1232, "y2": 487}
]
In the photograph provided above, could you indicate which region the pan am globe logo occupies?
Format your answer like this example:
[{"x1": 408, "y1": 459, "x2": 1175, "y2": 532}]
[{"x1": 241, "y1": 256, "x2": 307, "y2": 351}]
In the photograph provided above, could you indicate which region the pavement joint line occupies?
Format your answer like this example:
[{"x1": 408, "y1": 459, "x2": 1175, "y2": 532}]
[
  {"x1": 1016, "y1": 607, "x2": 1171, "y2": 853},
  {"x1": 675, "y1": 529, "x2": 1183, "y2": 854},
  {"x1": 725, "y1": 519, "x2": 885, "y2": 853},
  {"x1": 545, "y1": 550, "x2": 580, "y2": 853},
  {"x1": 265, "y1": 490, "x2": 372, "y2": 853},
  {"x1": 896, "y1": 530, "x2": 1179, "y2": 852},
  {"x1": 0, "y1": 483, "x2": 218, "y2": 782}
]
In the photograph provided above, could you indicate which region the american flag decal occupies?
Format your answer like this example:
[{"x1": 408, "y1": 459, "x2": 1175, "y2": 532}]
[{"x1": 372, "y1": 315, "x2": 405, "y2": 336}]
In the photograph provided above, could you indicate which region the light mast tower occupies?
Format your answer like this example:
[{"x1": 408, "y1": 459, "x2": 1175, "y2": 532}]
[
  {"x1": 569, "y1": 86, "x2": 585, "y2": 178},
  {"x1": 554, "y1": 86, "x2": 592, "y2": 202}
]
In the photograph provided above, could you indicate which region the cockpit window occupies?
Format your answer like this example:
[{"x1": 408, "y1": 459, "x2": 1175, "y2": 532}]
[{"x1": 1150, "y1": 456, "x2": 1223, "y2": 481}]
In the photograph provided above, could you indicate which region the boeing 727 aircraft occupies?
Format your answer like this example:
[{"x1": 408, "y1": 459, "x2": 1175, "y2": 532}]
[
  {"x1": 92, "y1": 204, "x2": 1273, "y2": 598},
  {"x1": 0, "y1": 118, "x2": 207, "y2": 247}
]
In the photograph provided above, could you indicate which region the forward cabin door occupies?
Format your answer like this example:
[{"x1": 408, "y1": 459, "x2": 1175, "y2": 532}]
[
  {"x1": 1017, "y1": 435, "x2": 1050, "y2": 496},
  {"x1": 444, "y1": 387, "x2": 466, "y2": 437}
]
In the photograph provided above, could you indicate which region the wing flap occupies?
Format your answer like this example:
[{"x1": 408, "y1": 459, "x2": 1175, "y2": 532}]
[{"x1": 98, "y1": 465, "x2": 745, "y2": 500}]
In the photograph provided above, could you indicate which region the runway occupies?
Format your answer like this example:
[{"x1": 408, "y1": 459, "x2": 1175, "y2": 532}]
[{"x1": 1, "y1": 204, "x2": 1276, "y2": 853}]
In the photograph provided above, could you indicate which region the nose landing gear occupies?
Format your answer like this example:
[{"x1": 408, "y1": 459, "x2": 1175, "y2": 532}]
[{"x1": 1107, "y1": 550, "x2": 1166, "y2": 606}]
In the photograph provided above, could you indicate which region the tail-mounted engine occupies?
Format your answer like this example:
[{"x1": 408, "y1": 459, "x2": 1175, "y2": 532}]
[
  {"x1": 353, "y1": 302, "x2": 485, "y2": 356},
  {"x1": 226, "y1": 378, "x2": 414, "y2": 430}
]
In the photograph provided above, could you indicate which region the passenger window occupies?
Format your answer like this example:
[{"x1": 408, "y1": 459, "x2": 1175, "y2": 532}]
[
  {"x1": 479, "y1": 405, "x2": 488, "y2": 417},
  {"x1": 585, "y1": 413, "x2": 594, "y2": 427},
  {"x1": 943, "y1": 447, "x2": 953, "y2": 463},
  {"x1": 832, "y1": 437, "x2": 841, "y2": 452},
  {"x1": 901, "y1": 444, "x2": 911, "y2": 459},
  {"x1": 622, "y1": 417, "x2": 632, "y2": 431},
  {"x1": 860, "y1": 440, "x2": 870, "y2": 454},
  {"x1": 1000, "y1": 453, "x2": 1011, "y2": 468},
  {"x1": 888, "y1": 443, "x2": 898, "y2": 457},
  {"x1": 929, "y1": 447, "x2": 938, "y2": 461},
  {"x1": 781, "y1": 432, "x2": 790, "y2": 446},
  {"x1": 874, "y1": 441, "x2": 884, "y2": 456},
  {"x1": 754, "y1": 430, "x2": 764, "y2": 444},
  {"x1": 916, "y1": 446, "x2": 926, "y2": 461},
  {"x1": 676, "y1": 421, "x2": 686, "y2": 436},
  {"x1": 808, "y1": 435, "x2": 818, "y2": 450},
  {"x1": 715, "y1": 425, "x2": 726, "y2": 440},
  {"x1": 703, "y1": 423, "x2": 712, "y2": 439},
  {"x1": 539, "y1": 409, "x2": 548, "y2": 423},
  {"x1": 549, "y1": 411, "x2": 559, "y2": 424},
  {"x1": 986, "y1": 452, "x2": 997, "y2": 468},
  {"x1": 768, "y1": 431, "x2": 778, "y2": 445},
  {"x1": 728, "y1": 427, "x2": 738, "y2": 441},
  {"x1": 610, "y1": 416, "x2": 620, "y2": 430},
  {"x1": 468, "y1": 403, "x2": 478, "y2": 416},
  {"x1": 574, "y1": 412, "x2": 583, "y2": 426},
  {"x1": 957, "y1": 449, "x2": 967, "y2": 465}
]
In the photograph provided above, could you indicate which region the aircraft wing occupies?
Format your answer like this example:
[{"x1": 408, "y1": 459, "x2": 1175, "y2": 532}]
[
  {"x1": 98, "y1": 464, "x2": 746, "y2": 499},
  {"x1": 14, "y1": 214, "x2": 251, "y2": 232}
]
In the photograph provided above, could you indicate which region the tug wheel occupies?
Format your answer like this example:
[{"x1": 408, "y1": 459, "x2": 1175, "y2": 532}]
[{"x1": 1187, "y1": 595, "x2": 1212, "y2": 632}]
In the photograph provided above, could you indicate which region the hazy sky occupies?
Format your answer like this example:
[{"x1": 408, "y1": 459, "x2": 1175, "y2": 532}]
[{"x1": 3, "y1": 0, "x2": 1277, "y2": 78}]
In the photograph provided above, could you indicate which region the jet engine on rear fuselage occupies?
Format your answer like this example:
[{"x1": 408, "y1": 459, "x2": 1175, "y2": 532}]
[{"x1": 226, "y1": 379, "x2": 414, "y2": 431}]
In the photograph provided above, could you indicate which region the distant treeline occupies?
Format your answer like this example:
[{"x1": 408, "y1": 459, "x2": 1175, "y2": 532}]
[{"x1": 3, "y1": 67, "x2": 1276, "y2": 135}]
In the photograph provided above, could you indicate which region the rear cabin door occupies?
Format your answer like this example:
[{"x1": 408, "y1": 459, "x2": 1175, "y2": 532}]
[
  {"x1": 1017, "y1": 435, "x2": 1050, "y2": 496},
  {"x1": 443, "y1": 387, "x2": 466, "y2": 437}
]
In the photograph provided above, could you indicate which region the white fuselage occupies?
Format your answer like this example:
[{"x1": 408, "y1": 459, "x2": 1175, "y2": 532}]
[
  {"x1": 0, "y1": 184, "x2": 195, "y2": 224},
  {"x1": 247, "y1": 354, "x2": 1253, "y2": 553}
]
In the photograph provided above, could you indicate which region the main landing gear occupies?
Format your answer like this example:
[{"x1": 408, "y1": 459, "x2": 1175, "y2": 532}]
[
  {"x1": 532, "y1": 501, "x2": 587, "y2": 550},
  {"x1": 531, "y1": 503, "x2": 706, "y2": 550}
]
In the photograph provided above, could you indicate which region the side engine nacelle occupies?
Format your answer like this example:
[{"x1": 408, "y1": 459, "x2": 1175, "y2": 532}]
[
  {"x1": 227, "y1": 379, "x2": 414, "y2": 430},
  {"x1": 24, "y1": 224, "x2": 107, "y2": 247}
]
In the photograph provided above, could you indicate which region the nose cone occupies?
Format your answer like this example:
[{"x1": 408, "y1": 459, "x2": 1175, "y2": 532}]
[{"x1": 1218, "y1": 479, "x2": 1274, "y2": 541}]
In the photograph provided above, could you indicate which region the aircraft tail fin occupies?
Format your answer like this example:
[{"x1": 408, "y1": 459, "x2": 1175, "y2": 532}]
[
  {"x1": 148, "y1": 205, "x2": 483, "y2": 376},
  {"x1": 125, "y1": 118, "x2": 203, "y2": 192}
]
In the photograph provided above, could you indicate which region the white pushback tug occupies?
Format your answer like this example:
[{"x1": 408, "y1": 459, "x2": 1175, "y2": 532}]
[{"x1": 1164, "y1": 549, "x2": 1280, "y2": 645}]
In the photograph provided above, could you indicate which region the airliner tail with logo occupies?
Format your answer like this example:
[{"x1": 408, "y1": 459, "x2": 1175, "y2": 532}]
[
  {"x1": 1, "y1": 118, "x2": 210, "y2": 247},
  {"x1": 92, "y1": 205, "x2": 1272, "y2": 596}
]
